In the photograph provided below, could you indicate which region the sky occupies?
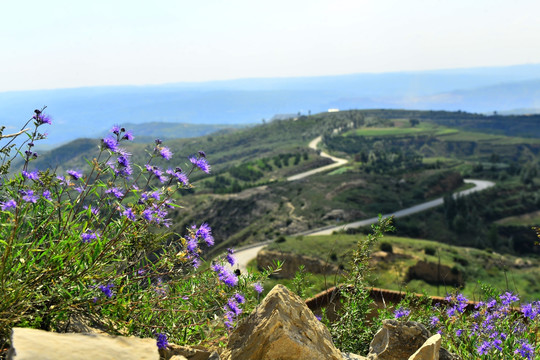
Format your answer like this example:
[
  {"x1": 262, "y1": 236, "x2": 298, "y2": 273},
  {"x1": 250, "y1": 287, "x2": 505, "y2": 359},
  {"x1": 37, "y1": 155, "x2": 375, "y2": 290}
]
[{"x1": 2, "y1": 0, "x2": 540, "y2": 92}]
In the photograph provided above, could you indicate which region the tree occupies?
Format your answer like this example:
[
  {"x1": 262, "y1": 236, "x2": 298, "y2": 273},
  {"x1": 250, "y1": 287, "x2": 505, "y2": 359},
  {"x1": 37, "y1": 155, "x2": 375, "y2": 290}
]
[{"x1": 409, "y1": 118, "x2": 420, "y2": 127}]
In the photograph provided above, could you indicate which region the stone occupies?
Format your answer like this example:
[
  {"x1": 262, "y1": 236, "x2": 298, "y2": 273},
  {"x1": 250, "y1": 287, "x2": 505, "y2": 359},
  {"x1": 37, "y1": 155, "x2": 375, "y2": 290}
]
[
  {"x1": 342, "y1": 352, "x2": 369, "y2": 360},
  {"x1": 367, "y1": 319, "x2": 431, "y2": 360},
  {"x1": 408, "y1": 334, "x2": 441, "y2": 360},
  {"x1": 160, "y1": 344, "x2": 213, "y2": 360},
  {"x1": 8, "y1": 327, "x2": 158, "y2": 360},
  {"x1": 223, "y1": 284, "x2": 343, "y2": 360}
]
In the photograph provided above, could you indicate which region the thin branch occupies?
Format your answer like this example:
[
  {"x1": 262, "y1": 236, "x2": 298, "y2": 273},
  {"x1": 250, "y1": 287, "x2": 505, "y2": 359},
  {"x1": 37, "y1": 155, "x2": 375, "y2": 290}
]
[{"x1": 0, "y1": 128, "x2": 30, "y2": 139}]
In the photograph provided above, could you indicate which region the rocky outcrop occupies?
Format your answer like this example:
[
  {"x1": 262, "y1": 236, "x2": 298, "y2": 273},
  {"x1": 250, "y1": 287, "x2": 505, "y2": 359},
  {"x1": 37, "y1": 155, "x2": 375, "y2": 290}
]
[
  {"x1": 222, "y1": 284, "x2": 343, "y2": 360},
  {"x1": 367, "y1": 319, "x2": 431, "y2": 360},
  {"x1": 367, "y1": 320, "x2": 458, "y2": 360},
  {"x1": 407, "y1": 260, "x2": 463, "y2": 287},
  {"x1": 8, "y1": 327, "x2": 158, "y2": 360},
  {"x1": 257, "y1": 249, "x2": 341, "y2": 278},
  {"x1": 409, "y1": 334, "x2": 441, "y2": 360}
]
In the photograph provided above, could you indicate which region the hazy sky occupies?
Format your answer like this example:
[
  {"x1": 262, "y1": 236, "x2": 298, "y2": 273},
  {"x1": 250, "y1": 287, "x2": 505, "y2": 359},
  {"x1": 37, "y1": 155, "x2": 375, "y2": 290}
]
[{"x1": 2, "y1": 0, "x2": 540, "y2": 92}]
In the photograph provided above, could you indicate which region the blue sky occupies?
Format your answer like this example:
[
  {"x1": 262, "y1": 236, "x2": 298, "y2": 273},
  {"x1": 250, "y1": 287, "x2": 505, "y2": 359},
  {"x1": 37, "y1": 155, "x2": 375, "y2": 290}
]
[{"x1": 2, "y1": 0, "x2": 540, "y2": 91}]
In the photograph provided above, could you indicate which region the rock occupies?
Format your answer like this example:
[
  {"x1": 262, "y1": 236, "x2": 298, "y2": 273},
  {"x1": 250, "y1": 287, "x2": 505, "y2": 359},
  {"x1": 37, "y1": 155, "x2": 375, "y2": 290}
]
[
  {"x1": 8, "y1": 327, "x2": 158, "y2": 360},
  {"x1": 367, "y1": 319, "x2": 431, "y2": 360},
  {"x1": 342, "y1": 352, "x2": 368, "y2": 360},
  {"x1": 257, "y1": 249, "x2": 340, "y2": 279},
  {"x1": 223, "y1": 284, "x2": 343, "y2": 360},
  {"x1": 408, "y1": 334, "x2": 441, "y2": 360},
  {"x1": 160, "y1": 344, "x2": 216, "y2": 360}
]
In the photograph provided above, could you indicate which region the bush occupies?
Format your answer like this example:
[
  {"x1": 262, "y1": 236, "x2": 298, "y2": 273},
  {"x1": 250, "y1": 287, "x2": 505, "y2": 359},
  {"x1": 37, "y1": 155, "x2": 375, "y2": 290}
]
[
  {"x1": 0, "y1": 110, "x2": 274, "y2": 351},
  {"x1": 380, "y1": 241, "x2": 393, "y2": 253},
  {"x1": 424, "y1": 246, "x2": 436, "y2": 256}
]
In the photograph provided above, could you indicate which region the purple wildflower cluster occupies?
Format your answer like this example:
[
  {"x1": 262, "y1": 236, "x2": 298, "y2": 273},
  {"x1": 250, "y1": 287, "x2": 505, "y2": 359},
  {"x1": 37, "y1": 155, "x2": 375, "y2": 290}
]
[
  {"x1": 427, "y1": 292, "x2": 537, "y2": 359},
  {"x1": 393, "y1": 307, "x2": 411, "y2": 319},
  {"x1": 156, "y1": 333, "x2": 168, "y2": 350},
  {"x1": 211, "y1": 263, "x2": 238, "y2": 287},
  {"x1": 224, "y1": 293, "x2": 245, "y2": 329}
]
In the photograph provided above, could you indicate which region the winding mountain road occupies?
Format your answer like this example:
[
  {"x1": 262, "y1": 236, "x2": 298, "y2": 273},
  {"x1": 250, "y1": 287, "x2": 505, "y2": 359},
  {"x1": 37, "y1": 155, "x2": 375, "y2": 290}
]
[{"x1": 230, "y1": 137, "x2": 496, "y2": 272}]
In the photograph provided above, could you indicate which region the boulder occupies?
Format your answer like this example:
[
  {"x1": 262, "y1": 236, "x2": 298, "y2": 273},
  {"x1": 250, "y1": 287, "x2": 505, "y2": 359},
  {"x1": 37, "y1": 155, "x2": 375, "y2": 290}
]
[
  {"x1": 367, "y1": 319, "x2": 431, "y2": 360},
  {"x1": 408, "y1": 334, "x2": 441, "y2": 360},
  {"x1": 8, "y1": 327, "x2": 158, "y2": 360},
  {"x1": 160, "y1": 344, "x2": 218, "y2": 360},
  {"x1": 223, "y1": 284, "x2": 343, "y2": 360}
]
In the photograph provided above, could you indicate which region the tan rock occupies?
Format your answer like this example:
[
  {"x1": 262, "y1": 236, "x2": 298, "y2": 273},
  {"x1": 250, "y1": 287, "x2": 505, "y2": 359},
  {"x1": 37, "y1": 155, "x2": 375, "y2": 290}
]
[
  {"x1": 367, "y1": 319, "x2": 431, "y2": 360},
  {"x1": 408, "y1": 334, "x2": 441, "y2": 360},
  {"x1": 160, "y1": 344, "x2": 215, "y2": 360},
  {"x1": 8, "y1": 327, "x2": 158, "y2": 360},
  {"x1": 223, "y1": 284, "x2": 343, "y2": 360}
]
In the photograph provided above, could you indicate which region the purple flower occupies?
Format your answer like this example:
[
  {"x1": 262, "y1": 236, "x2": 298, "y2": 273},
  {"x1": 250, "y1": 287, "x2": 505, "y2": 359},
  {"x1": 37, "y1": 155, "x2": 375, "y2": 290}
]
[
  {"x1": 155, "y1": 139, "x2": 162, "y2": 145},
  {"x1": 226, "y1": 248, "x2": 235, "y2": 266},
  {"x1": 117, "y1": 155, "x2": 130, "y2": 167},
  {"x1": 22, "y1": 170, "x2": 39, "y2": 180},
  {"x1": 212, "y1": 264, "x2": 238, "y2": 287},
  {"x1": 515, "y1": 340, "x2": 535, "y2": 359},
  {"x1": 253, "y1": 282, "x2": 263, "y2": 294},
  {"x1": 122, "y1": 131, "x2": 134, "y2": 141},
  {"x1": 1, "y1": 199, "x2": 16, "y2": 210},
  {"x1": 226, "y1": 297, "x2": 242, "y2": 316},
  {"x1": 166, "y1": 168, "x2": 189, "y2": 186},
  {"x1": 21, "y1": 190, "x2": 39, "y2": 203},
  {"x1": 455, "y1": 329, "x2": 463, "y2": 336},
  {"x1": 500, "y1": 291, "x2": 519, "y2": 306},
  {"x1": 111, "y1": 125, "x2": 121, "y2": 135},
  {"x1": 159, "y1": 146, "x2": 173, "y2": 160},
  {"x1": 156, "y1": 333, "x2": 168, "y2": 350},
  {"x1": 429, "y1": 316, "x2": 439, "y2": 327},
  {"x1": 146, "y1": 165, "x2": 168, "y2": 183},
  {"x1": 142, "y1": 208, "x2": 154, "y2": 222},
  {"x1": 196, "y1": 223, "x2": 214, "y2": 246},
  {"x1": 122, "y1": 207, "x2": 136, "y2": 221},
  {"x1": 34, "y1": 113, "x2": 52, "y2": 125},
  {"x1": 105, "y1": 187, "x2": 124, "y2": 199},
  {"x1": 101, "y1": 137, "x2": 119, "y2": 152},
  {"x1": 67, "y1": 170, "x2": 83, "y2": 180},
  {"x1": 187, "y1": 237, "x2": 198, "y2": 254},
  {"x1": 99, "y1": 284, "x2": 114, "y2": 298},
  {"x1": 42, "y1": 190, "x2": 52, "y2": 200},
  {"x1": 189, "y1": 156, "x2": 211, "y2": 174},
  {"x1": 394, "y1": 307, "x2": 410, "y2": 319},
  {"x1": 234, "y1": 293, "x2": 245, "y2": 304},
  {"x1": 81, "y1": 229, "x2": 97, "y2": 243}
]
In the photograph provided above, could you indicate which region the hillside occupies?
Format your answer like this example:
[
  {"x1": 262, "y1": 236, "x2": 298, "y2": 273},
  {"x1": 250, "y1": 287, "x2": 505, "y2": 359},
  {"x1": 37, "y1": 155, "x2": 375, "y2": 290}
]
[{"x1": 4, "y1": 63, "x2": 540, "y2": 145}]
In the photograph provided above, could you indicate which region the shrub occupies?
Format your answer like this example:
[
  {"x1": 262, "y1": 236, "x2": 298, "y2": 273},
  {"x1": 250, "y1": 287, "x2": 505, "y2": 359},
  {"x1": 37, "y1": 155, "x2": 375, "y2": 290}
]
[
  {"x1": 424, "y1": 246, "x2": 437, "y2": 255},
  {"x1": 380, "y1": 241, "x2": 393, "y2": 253},
  {"x1": 0, "y1": 110, "x2": 275, "y2": 351}
]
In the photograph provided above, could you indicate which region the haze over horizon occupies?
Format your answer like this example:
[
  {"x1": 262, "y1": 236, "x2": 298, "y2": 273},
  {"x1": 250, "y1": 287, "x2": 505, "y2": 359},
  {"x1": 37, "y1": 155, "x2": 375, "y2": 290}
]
[{"x1": 3, "y1": 0, "x2": 540, "y2": 92}]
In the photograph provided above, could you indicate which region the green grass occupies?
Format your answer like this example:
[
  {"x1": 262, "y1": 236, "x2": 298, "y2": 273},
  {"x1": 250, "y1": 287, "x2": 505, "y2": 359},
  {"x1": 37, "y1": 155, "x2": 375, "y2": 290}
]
[
  {"x1": 496, "y1": 211, "x2": 540, "y2": 226},
  {"x1": 266, "y1": 233, "x2": 540, "y2": 302}
]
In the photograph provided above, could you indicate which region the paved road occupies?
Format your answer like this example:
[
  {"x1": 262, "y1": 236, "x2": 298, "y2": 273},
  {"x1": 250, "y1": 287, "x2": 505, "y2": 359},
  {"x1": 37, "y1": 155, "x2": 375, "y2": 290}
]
[
  {"x1": 230, "y1": 135, "x2": 495, "y2": 271},
  {"x1": 287, "y1": 136, "x2": 348, "y2": 181},
  {"x1": 306, "y1": 179, "x2": 495, "y2": 236}
]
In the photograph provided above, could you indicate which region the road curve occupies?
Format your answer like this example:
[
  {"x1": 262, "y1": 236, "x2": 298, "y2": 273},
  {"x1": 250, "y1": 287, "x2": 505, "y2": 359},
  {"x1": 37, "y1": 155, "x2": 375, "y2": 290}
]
[
  {"x1": 305, "y1": 179, "x2": 495, "y2": 236},
  {"x1": 230, "y1": 135, "x2": 495, "y2": 271},
  {"x1": 287, "y1": 136, "x2": 348, "y2": 181}
]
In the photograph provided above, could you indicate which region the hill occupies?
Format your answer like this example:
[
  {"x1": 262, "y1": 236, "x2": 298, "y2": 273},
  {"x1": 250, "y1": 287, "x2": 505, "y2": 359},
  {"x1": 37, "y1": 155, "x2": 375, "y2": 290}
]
[{"x1": 4, "y1": 63, "x2": 540, "y2": 145}]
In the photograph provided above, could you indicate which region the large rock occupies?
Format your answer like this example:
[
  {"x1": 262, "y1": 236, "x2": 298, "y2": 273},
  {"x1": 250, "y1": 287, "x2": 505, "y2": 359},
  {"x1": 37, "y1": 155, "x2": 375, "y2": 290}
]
[
  {"x1": 367, "y1": 319, "x2": 431, "y2": 360},
  {"x1": 8, "y1": 327, "x2": 158, "y2": 360},
  {"x1": 257, "y1": 249, "x2": 340, "y2": 278},
  {"x1": 408, "y1": 334, "x2": 441, "y2": 360},
  {"x1": 223, "y1": 284, "x2": 343, "y2": 360}
]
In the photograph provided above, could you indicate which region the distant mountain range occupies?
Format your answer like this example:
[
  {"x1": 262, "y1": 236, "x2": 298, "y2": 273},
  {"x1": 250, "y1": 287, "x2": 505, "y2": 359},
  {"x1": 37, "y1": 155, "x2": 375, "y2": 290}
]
[{"x1": 2, "y1": 63, "x2": 540, "y2": 146}]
